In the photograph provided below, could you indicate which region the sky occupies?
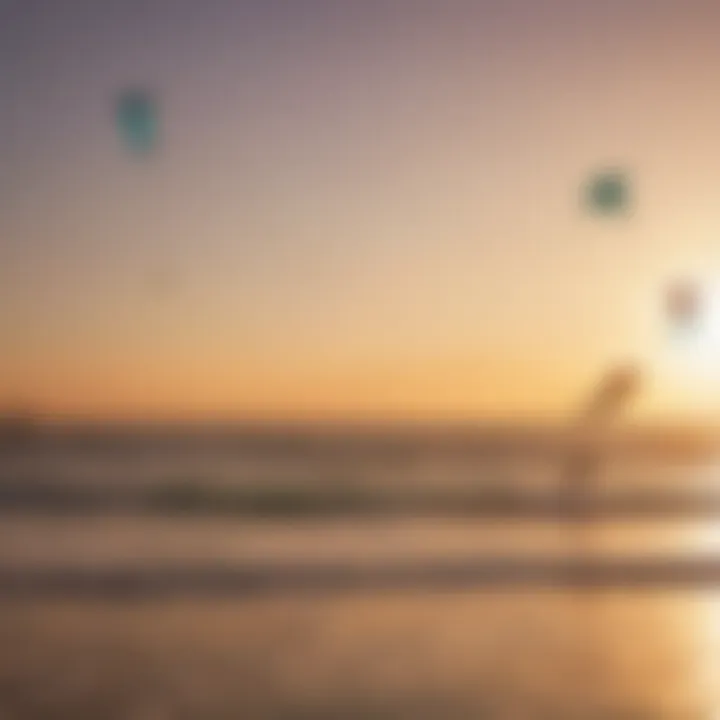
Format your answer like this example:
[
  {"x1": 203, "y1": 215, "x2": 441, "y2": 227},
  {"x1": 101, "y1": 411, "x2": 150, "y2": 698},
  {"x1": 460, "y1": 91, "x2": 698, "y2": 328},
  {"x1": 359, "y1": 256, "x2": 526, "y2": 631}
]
[{"x1": 3, "y1": 0, "x2": 720, "y2": 422}]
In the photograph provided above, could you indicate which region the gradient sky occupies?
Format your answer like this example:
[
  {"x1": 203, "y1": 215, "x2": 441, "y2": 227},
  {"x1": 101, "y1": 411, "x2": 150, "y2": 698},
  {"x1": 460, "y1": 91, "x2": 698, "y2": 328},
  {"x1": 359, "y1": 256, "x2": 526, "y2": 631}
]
[{"x1": 3, "y1": 0, "x2": 720, "y2": 421}]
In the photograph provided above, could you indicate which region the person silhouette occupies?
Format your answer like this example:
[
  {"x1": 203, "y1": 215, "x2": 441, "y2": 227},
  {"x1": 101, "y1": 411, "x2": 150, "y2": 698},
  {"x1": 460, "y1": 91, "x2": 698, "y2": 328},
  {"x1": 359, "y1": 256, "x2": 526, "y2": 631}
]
[{"x1": 560, "y1": 363, "x2": 641, "y2": 510}]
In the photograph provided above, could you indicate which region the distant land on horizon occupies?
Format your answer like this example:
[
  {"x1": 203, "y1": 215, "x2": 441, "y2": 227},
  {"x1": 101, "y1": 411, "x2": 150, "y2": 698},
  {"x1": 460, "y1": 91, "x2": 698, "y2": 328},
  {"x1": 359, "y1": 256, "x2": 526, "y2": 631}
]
[{"x1": 3, "y1": 412, "x2": 720, "y2": 460}]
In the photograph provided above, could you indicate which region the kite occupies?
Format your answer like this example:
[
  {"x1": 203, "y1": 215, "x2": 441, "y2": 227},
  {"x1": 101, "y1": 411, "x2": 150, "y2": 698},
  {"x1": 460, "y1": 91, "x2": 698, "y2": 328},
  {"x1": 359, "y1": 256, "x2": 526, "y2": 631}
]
[
  {"x1": 583, "y1": 169, "x2": 631, "y2": 216},
  {"x1": 116, "y1": 89, "x2": 158, "y2": 155}
]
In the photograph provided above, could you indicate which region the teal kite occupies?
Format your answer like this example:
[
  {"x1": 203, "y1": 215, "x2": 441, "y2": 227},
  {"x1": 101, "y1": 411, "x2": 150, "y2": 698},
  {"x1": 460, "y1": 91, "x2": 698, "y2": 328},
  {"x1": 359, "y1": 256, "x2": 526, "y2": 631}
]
[
  {"x1": 584, "y1": 170, "x2": 631, "y2": 216},
  {"x1": 116, "y1": 90, "x2": 158, "y2": 154}
]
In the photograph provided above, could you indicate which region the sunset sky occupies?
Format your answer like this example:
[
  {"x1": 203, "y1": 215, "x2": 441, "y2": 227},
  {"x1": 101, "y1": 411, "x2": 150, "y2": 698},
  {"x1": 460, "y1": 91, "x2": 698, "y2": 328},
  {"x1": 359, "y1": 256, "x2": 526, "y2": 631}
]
[{"x1": 3, "y1": 1, "x2": 720, "y2": 421}]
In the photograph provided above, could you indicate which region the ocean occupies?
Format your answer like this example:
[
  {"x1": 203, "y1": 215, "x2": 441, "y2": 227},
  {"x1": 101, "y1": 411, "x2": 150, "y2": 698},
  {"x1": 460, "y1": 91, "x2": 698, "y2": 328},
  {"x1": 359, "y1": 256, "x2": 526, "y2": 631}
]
[{"x1": 2, "y1": 426, "x2": 720, "y2": 717}]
